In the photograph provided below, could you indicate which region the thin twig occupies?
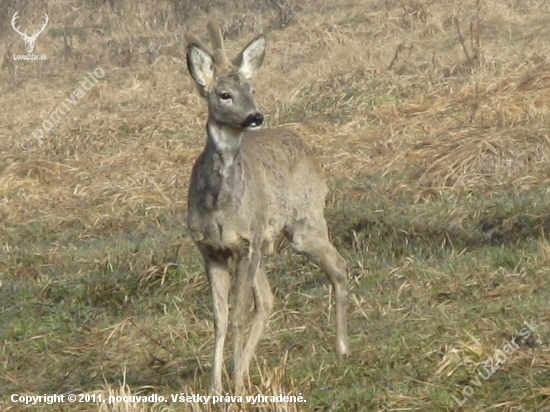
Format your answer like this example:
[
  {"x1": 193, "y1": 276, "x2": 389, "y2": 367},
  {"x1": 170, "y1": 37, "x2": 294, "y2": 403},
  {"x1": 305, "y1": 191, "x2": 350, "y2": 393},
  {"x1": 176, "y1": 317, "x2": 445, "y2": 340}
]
[
  {"x1": 388, "y1": 42, "x2": 405, "y2": 70},
  {"x1": 454, "y1": 16, "x2": 473, "y2": 69}
]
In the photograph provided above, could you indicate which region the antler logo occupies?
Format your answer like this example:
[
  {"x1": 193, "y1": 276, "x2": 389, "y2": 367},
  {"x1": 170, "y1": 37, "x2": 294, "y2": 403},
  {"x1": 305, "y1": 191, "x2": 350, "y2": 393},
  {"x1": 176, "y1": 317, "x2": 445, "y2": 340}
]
[{"x1": 12, "y1": 11, "x2": 49, "y2": 54}]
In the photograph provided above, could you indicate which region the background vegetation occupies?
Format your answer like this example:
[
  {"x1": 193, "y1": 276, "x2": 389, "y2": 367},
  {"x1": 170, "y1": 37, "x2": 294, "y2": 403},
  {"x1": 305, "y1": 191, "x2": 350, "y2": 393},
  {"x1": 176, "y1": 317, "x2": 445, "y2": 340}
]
[{"x1": 1, "y1": 0, "x2": 549, "y2": 410}]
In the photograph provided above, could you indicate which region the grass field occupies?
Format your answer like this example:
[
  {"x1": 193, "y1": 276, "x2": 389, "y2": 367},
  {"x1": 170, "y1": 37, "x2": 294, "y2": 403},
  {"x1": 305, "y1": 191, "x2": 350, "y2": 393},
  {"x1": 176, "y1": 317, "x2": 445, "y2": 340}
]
[{"x1": 1, "y1": 0, "x2": 550, "y2": 410}]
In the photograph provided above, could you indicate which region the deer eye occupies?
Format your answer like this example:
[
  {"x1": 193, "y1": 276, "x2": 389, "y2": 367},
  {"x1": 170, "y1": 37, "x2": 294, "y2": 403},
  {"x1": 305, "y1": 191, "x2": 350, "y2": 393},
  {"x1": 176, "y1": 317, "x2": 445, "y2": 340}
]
[{"x1": 220, "y1": 92, "x2": 231, "y2": 100}]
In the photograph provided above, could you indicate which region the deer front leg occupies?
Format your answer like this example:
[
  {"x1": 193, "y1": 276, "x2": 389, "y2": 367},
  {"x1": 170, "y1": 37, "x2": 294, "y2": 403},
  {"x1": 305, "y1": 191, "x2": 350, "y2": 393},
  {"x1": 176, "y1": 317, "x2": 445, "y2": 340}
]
[
  {"x1": 232, "y1": 249, "x2": 266, "y2": 392},
  {"x1": 235, "y1": 258, "x2": 273, "y2": 392},
  {"x1": 203, "y1": 251, "x2": 231, "y2": 395},
  {"x1": 232, "y1": 257, "x2": 254, "y2": 382}
]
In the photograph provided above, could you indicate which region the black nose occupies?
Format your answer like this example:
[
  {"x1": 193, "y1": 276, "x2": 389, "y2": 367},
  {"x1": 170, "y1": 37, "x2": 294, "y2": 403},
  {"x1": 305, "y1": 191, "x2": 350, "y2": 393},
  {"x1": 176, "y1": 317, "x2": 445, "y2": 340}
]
[{"x1": 243, "y1": 112, "x2": 264, "y2": 128}]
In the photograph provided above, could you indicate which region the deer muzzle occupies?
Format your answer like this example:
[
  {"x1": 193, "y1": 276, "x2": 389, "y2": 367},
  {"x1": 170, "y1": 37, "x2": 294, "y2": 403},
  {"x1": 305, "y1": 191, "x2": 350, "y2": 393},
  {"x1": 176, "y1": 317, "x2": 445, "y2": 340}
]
[{"x1": 242, "y1": 112, "x2": 264, "y2": 130}]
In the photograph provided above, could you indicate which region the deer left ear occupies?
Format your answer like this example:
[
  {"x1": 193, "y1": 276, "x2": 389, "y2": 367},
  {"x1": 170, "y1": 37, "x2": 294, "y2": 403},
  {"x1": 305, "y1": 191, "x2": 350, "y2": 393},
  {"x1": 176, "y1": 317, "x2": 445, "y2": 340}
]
[
  {"x1": 187, "y1": 43, "x2": 214, "y2": 92},
  {"x1": 234, "y1": 35, "x2": 266, "y2": 79}
]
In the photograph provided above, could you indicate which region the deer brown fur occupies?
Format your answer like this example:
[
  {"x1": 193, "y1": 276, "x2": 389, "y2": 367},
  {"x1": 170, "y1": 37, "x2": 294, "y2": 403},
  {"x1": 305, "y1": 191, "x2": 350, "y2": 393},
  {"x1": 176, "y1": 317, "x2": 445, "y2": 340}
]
[{"x1": 185, "y1": 21, "x2": 348, "y2": 394}]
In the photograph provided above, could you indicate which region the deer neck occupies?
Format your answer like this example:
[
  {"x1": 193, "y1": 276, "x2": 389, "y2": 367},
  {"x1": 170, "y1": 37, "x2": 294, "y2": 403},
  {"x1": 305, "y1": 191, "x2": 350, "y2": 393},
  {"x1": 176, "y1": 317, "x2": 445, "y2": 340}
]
[{"x1": 206, "y1": 122, "x2": 244, "y2": 177}]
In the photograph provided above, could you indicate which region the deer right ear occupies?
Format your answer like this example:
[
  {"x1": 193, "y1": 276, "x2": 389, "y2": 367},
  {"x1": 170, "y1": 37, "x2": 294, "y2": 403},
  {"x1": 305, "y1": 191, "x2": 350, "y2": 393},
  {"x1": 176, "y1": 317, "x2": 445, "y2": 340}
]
[
  {"x1": 234, "y1": 35, "x2": 266, "y2": 79},
  {"x1": 187, "y1": 44, "x2": 214, "y2": 89}
]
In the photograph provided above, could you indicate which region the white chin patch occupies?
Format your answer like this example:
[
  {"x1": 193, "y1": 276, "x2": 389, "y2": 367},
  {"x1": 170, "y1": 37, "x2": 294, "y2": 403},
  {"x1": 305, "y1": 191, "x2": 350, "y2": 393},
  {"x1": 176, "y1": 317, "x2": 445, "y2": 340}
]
[{"x1": 246, "y1": 124, "x2": 262, "y2": 131}]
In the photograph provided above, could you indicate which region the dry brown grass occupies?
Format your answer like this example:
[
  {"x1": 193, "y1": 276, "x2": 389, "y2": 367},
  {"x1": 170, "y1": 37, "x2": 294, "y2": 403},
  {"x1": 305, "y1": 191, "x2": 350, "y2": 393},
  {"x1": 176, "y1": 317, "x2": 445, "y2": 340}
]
[{"x1": 2, "y1": 0, "x2": 550, "y2": 214}]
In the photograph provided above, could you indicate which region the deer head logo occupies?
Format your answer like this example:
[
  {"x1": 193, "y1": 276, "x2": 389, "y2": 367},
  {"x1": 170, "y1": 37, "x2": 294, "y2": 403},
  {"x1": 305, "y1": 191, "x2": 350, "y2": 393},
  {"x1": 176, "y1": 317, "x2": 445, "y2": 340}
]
[{"x1": 12, "y1": 11, "x2": 49, "y2": 54}]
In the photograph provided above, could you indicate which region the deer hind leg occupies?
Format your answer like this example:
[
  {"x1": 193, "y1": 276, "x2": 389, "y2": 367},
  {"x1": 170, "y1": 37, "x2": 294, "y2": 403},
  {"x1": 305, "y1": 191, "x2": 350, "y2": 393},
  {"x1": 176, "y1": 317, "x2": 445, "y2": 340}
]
[
  {"x1": 234, "y1": 256, "x2": 274, "y2": 392},
  {"x1": 201, "y1": 249, "x2": 231, "y2": 395},
  {"x1": 289, "y1": 219, "x2": 349, "y2": 360}
]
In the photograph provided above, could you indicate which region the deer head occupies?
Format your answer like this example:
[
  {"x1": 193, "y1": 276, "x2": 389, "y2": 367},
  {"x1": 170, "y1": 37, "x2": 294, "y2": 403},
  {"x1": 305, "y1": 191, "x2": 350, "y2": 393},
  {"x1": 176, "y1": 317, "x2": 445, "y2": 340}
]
[
  {"x1": 186, "y1": 21, "x2": 266, "y2": 133},
  {"x1": 12, "y1": 11, "x2": 49, "y2": 54}
]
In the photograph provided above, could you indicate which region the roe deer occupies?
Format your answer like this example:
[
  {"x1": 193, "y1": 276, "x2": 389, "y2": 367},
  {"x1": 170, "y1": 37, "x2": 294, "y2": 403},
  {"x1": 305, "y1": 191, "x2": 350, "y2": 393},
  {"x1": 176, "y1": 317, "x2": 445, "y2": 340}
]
[{"x1": 185, "y1": 21, "x2": 348, "y2": 394}]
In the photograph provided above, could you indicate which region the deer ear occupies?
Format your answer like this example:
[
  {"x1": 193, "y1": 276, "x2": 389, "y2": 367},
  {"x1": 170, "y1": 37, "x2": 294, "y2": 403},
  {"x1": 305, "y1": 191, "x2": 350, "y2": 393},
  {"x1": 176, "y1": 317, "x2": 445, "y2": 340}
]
[
  {"x1": 187, "y1": 44, "x2": 214, "y2": 88},
  {"x1": 234, "y1": 35, "x2": 265, "y2": 79}
]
